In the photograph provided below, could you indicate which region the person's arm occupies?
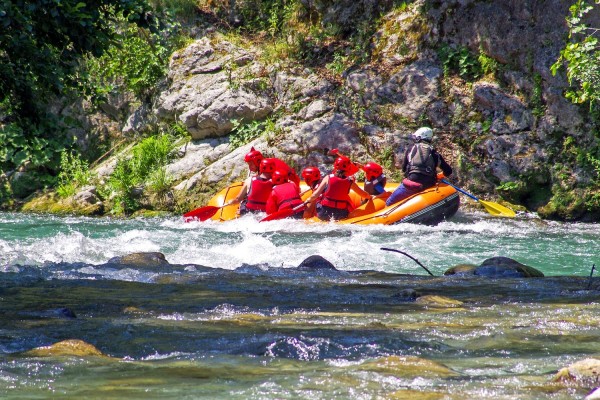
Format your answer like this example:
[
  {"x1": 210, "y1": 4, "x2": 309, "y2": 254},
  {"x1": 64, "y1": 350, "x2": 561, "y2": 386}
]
[
  {"x1": 437, "y1": 153, "x2": 453, "y2": 177},
  {"x1": 305, "y1": 175, "x2": 329, "y2": 204},
  {"x1": 351, "y1": 181, "x2": 371, "y2": 200},
  {"x1": 224, "y1": 177, "x2": 250, "y2": 206},
  {"x1": 401, "y1": 147, "x2": 411, "y2": 174}
]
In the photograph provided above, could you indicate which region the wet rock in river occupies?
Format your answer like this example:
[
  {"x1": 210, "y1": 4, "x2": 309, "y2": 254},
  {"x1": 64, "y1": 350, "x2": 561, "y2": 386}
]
[
  {"x1": 476, "y1": 257, "x2": 544, "y2": 277},
  {"x1": 23, "y1": 339, "x2": 106, "y2": 357},
  {"x1": 356, "y1": 355, "x2": 458, "y2": 378},
  {"x1": 444, "y1": 257, "x2": 544, "y2": 278},
  {"x1": 443, "y1": 263, "x2": 478, "y2": 275},
  {"x1": 392, "y1": 288, "x2": 419, "y2": 301},
  {"x1": 553, "y1": 358, "x2": 600, "y2": 387},
  {"x1": 107, "y1": 252, "x2": 170, "y2": 267},
  {"x1": 297, "y1": 255, "x2": 337, "y2": 271},
  {"x1": 415, "y1": 295, "x2": 463, "y2": 308}
]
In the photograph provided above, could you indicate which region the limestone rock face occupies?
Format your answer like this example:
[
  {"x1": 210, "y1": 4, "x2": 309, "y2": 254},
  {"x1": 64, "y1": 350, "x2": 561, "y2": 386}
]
[{"x1": 155, "y1": 38, "x2": 273, "y2": 140}]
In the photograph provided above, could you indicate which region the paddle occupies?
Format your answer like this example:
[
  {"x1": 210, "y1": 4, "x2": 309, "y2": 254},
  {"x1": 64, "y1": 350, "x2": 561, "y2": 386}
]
[
  {"x1": 183, "y1": 205, "x2": 224, "y2": 222},
  {"x1": 441, "y1": 179, "x2": 516, "y2": 218},
  {"x1": 260, "y1": 203, "x2": 306, "y2": 222}
]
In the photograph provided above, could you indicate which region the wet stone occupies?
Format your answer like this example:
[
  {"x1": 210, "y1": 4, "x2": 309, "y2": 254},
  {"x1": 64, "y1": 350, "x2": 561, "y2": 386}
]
[
  {"x1": 297, "y1": 255, "x2": 337, "y2": 271},
  {"x1": 476, "y1": 256, "x2": 544, "y2": 278},
  {"x1": 23, "y1": 339, "x2": 106, "y2": 358},
  {"x1": 107, "y1": 252, "x2": 170, "y2": 268}
]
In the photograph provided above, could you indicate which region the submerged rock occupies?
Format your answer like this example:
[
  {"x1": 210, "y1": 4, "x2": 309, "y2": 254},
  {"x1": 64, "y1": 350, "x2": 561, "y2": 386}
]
[
  {"x1": 392, "y1": 288, "x2": 420, "y2": 301},
  {"x1": 107, "y1": 252, "x2": 170, "y2": 267},
  {"x1": 356, "y1": 355, "x2": 458, "y2": 378},
  {"x1": 415, "y1": 295, "x2": 463, "y2": 308},
  {"x1": 444, "y1": 257, "x2": 544, "y2": 278},
  {"x1": 23, "y1": 339, "x2": 106, "y2": 357},
  {"x1": 297, "y1": 255, "x2": 337, "y2": 271},
  {"x1": 444, "y1": 264, "x2": 478, "y2": 275}
]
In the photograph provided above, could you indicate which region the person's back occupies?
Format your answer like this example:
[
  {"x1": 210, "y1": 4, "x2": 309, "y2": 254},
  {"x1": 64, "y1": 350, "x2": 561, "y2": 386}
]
[
  {"x1": 386, "y1": 127, "x2": 452, "y2": 207},
  {"x1": 266, "y1": 170, "x2": 303, "y2": 214},
  {"x1": 244, "y1": 158, "x2": 276, "y2": 213},
  {"x1": 304, "y1": 156, "x2": 371, "y2": 221}
]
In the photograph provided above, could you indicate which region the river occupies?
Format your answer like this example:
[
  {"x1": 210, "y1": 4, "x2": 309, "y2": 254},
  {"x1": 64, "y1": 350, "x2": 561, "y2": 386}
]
[{"x1": 1, "y1": 210, "x2": 599, "y2": 399}]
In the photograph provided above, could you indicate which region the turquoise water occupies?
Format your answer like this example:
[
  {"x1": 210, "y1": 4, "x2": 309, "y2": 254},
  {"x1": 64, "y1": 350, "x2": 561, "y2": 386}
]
[
  {"x1": 1, "y1": 210, "x2": 599, "y2": 399},
  {"x1": 1, "y1": 210, "x2": 597, "y2": 275}
]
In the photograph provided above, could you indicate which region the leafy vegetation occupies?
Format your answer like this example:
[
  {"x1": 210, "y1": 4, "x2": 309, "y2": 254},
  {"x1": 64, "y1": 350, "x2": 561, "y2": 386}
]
[
  {"x1": 438, "y1": 44, "x2": 482, "y2": 80},
  {"x1": 551, "y1": 0, "x2": 600, "y2": 113},
  {"x1": 102, "y1": 133, "x2": 178, "y2": 214},
  {"x1": 0, "y1": 0, "x2": 190, "y2": 205},
  {"x1": 0, "y1": 0, "x2": 168, "y2": 202},
  {"x1": 84, "y1": 12, "x2": 185, "y2": 104},
  {"x1": 229, "y1": 117, "x2": 281, "y2": 149},
  {"x1": 57, "y1": 152, "x2": 93, "y2": 198}
]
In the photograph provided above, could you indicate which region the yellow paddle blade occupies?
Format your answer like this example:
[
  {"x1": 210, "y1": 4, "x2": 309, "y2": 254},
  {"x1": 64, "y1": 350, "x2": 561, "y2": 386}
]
[{"x1": 479, "y1": 200, "x2": 516, "y2": 218}]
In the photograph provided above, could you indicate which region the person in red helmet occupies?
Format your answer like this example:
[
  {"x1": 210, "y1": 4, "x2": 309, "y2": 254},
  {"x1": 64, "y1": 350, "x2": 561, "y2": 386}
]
[
  {"x1": 301, "y1": 166, "x2": 322, "y2": 218},
  {"x1": 362, "y1": 161, "x2": 387, "y2": 195},
  {"x1": 243, "y1": 147, "x2": 264, "y2": 174},
  {"x1": 301, "y1": 167, "x2": 322, "y2": 190},
  {"x1": 265, "y1": 170, "x2": 304, "y2": 219},
  {"x1": 224, "y1": 157, "x2": 275, "y2": 214},
  {"x1": 243, "y1": 147, "x2": 300, "y2": 185},
  {"x1": 304, "y1": 156, "x2": 371, "y2": 221}
]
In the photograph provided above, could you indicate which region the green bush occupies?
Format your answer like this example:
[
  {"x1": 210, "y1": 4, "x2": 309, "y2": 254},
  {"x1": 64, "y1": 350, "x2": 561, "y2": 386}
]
[
  {"x1": 438, "y1": 43, "x2": 482, "y2": 80},
  {"x1": 229, "y1": 118, "x2": 281, "y2": 149},
  {"x1": 84, "y1": 12, "x2": 180, "y2": 103},
  {"x1": 552, "y1": 0, "x2": 600, "y2": 112},
  {"x1": 103, "y1": 133, "x2": 177, "y2": 214},
  {"x1": 57, "y1": 151, "x2": 94, "y2": 198}
]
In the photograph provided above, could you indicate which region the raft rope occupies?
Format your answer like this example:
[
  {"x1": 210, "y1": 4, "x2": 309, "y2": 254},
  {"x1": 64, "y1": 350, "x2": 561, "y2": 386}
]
[{"x1": 380, "y1": 247, "x2": 435, "y2": 276}]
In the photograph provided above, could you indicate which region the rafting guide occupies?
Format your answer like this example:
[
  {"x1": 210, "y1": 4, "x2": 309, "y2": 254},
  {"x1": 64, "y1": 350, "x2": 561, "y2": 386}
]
[{"x1": 386, "y1": 127, "x2": 453, "y2": 207}]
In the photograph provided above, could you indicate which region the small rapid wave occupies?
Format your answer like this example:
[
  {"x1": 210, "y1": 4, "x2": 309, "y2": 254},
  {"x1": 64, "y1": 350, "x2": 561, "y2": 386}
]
[{"x1": 0, "y1": 212, "x2": 598, "y2": 278}]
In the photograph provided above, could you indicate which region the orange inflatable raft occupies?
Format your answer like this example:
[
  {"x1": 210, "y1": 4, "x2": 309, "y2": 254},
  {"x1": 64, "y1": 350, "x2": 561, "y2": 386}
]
[{"x1": 205, "y1": 181, "x2": 459, "y2": 225}]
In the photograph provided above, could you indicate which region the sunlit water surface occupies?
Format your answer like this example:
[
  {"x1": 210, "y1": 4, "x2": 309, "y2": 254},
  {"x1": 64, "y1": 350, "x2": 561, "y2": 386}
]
[{"x1": 1, "y1": 210, "x2": 599, "y2": 399}]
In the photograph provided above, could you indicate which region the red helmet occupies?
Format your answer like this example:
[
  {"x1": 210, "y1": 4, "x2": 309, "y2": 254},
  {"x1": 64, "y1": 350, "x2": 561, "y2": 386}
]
[
  {"x1": 271, "y1": 169, "x2": 289, "y2": 185},
  {"x1": 301, "y1": 167, "x2": 321, "y2": 187},
  {"x1": 333, "y1": 156, "x2": 352, "y2": 172},
  {"x1": 259, "y1": 158, "x2": 276, "y2": 174},
  {"x1": 244, "y1": 147, "x2": 263, "y2": 168},
  {"x1": 363, "y1": 162, "x2": 383, "y2": 180}
]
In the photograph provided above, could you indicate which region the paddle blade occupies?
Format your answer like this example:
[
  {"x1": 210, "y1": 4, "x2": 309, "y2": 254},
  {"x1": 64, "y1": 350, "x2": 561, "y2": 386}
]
[
  {"x1": 260, "y1": 205, "x2": 305, "y2": 222},
  {"x1": 183, "y1": 205, "x2": 220, "y2": 222},
  {"x1": 480, "y1": 200, "x2": 516, "y2": 218}
]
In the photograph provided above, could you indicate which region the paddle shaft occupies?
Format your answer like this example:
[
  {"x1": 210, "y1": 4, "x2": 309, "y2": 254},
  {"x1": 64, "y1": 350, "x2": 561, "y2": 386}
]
[{"x1": 441, "y1": 179, "x2": 479, "y2": 201}]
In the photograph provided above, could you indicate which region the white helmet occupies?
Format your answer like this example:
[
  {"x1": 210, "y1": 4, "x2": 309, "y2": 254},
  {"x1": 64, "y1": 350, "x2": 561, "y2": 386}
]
[{"x1": 413, "y1": 127, "x2": 433, "y2": 142}]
